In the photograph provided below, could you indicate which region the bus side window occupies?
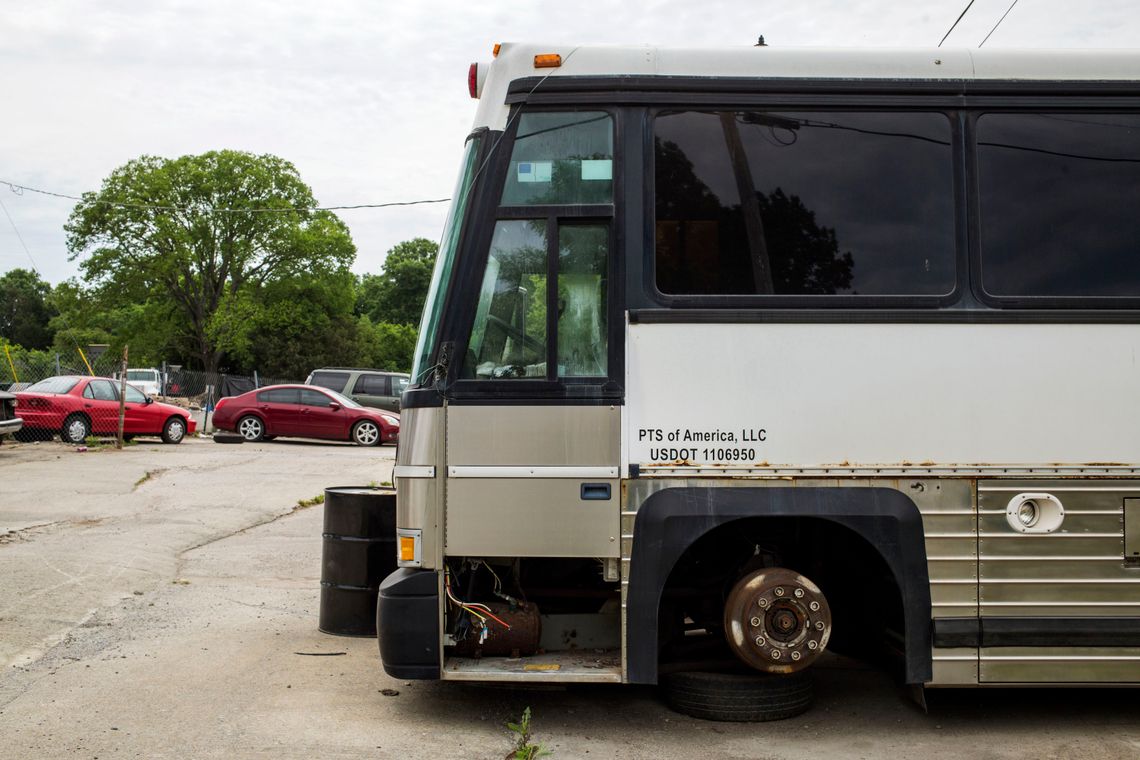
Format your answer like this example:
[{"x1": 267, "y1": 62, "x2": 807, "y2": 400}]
[
  {"x1": 465, "y1": 220, "x2": 549, "y2": 379},
  {"x1": 558, "y1": 224, "x2": 608, "y2": 377}
]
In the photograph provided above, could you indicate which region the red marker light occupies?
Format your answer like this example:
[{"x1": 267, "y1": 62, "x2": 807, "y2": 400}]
[{"x1": 468, "y1": 63, "x2": 478, "y2": 98}]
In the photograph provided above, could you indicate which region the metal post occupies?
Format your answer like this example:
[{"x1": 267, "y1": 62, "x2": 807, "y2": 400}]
[
  {"x1": 162, "y1": 360, "x2": 167, "y2": 400},
  {"x1": 253, "y1": 370, "x2": 259, "y2": 389},
  {"x1": 117, "y1": 345, "x2": 128, "y2": 450}
]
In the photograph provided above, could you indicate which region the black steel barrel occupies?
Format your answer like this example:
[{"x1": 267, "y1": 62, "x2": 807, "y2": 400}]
[{"x1": 319, "y1": 486, "x2": 396, "y2": 636}]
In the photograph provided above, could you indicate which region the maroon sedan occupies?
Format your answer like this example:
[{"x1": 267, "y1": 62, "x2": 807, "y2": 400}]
[
  {"x1": 16, "y1": 375, "x2": 196, "y2": 444},
  {"x1": 212, "y1": 384, "x2": 398, "y2": 446}
]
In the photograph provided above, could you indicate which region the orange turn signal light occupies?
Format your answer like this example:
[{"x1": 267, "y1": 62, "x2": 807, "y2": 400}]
[
  {"x1": 399, "y1": 535, "x2": 417, "y2": 562},
  {"x1": 493, "y1": 43, "x2": 501, "y2": 57},
  {"x1": 534, "y1": 53, "x2": 562, "y2": 69}
]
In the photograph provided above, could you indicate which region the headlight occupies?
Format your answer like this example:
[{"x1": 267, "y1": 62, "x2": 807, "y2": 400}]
[{"x1": 381, "y1": 415, "x2": 399, "y2": 426}]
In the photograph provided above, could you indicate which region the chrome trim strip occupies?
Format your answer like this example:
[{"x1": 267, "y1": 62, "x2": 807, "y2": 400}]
[
  {"x1": 638, "y1": 465, "x2": 1140, "y2": 477},
  {"x1": 938, "y1": 578, "x2": 1140, "y2": 584},
  {"x1": 928, "y1": 532, "x2": 1122, "y2": 538},
  {"x1": 448, "y1": 466, "x2": 620, "y2": 479},
  {"x1": 978, "y1": 556, "x2": 1123, "y2": 561},
  {"x1": 981, "y1": 655, "x2": 1140, "y2": 661},
  {"x1": 978, "y1": 601, "x2": 1140, "y2": 607},
  {"x1": 979, "y1": 509, "x2": 1122, "y2": 516},
  {"x1": 394, "y1": 465, "x2": 436, "y2": 479},
  {"x1": 980, "y1": 486, "x2": 1140, "y2": 492}
]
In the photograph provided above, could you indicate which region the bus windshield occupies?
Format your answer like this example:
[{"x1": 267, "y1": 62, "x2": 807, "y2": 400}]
[{"x1": 411, "y1": 136, "x2": 481, "y2": 386}]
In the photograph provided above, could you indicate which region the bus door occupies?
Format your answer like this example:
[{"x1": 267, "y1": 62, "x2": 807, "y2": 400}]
[{"x1": 444, "y1": 111, "x2": 622, "y2": 562}]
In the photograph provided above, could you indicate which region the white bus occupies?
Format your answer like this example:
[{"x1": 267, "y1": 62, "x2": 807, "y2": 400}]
[{"x1": 380, "y1": 43, "x2": 1140, "y2": 720}]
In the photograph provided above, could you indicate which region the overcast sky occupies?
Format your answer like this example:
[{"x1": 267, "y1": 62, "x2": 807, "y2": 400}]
[{"x1": 1, "y1": 0, "x2": 1135, "y2": 284}]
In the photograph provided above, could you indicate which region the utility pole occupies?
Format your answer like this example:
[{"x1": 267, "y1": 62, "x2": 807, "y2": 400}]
[{"x1": 117, "y1": 345, "x2": 128, "y2": 450}]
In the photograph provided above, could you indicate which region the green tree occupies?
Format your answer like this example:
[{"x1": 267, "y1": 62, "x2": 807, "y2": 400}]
[
  {"x1": 356, "y1": 317, "x2": 417, "y2": 372},
  {"x1": 357, "y1": 238, "x2": 438, "y2": 326},
  {"x1": 0, "y1": 268, "x2": 56, "y2": 350},
  {"x1": 64, "y1": 150, "x2": 356, "y2": 374},
  {"x1": 236, "y1": 271, "x2": 364, "y2": 379}
]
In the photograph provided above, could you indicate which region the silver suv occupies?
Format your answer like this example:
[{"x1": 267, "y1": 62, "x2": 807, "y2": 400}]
[{"x1": 304, "y1": 368, "x2": 409, "y2": 413}]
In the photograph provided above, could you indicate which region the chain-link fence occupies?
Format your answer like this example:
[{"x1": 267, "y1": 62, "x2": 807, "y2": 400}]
[{"x1": 2, "y1": 346, "x2": 299, "y2": 441}]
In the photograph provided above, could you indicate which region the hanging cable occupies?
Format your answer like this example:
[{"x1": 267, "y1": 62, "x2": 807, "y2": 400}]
[
  {"x1": 979, "y1": 0, "x2": 1021, "y2": 47},
  {"x1": 938, "y1": 0, "x2": 978, "y2": 47},
  {"x1": 0, "y1": 178, "x2": 449, "y2": 213}
]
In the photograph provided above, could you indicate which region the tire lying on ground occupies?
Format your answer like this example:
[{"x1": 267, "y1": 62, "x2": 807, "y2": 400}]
[
  {"x1": 663, "y1": 669, "x2": 813, "y2": 722},
  {"x1": 213, "y1": 431, "x2": 245, "y2": 444}
]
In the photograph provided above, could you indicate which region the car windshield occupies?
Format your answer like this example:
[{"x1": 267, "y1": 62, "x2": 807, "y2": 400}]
[
  {"x1": 324, "y1": 388, "x2": 362, "y2": 408},
  {"x1": 25, "y1": 377, "x2": 80, "y2": 394},
  {"x1": 126, "y1": 370, "x2": 155, "y2": 381}
]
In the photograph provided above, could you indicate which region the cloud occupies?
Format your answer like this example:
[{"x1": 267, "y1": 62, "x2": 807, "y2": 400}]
[{"x1": 0, "y1": 0, "x2": 1134, "y2": 283}]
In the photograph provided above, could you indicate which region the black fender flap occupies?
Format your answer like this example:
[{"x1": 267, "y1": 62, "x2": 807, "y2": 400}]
[{"x1": 378, "y1": 568, "x2": 440, "y2": 680}]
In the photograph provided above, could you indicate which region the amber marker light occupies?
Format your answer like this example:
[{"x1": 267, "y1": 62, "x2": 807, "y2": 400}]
[
  {"x1": 493, "y1": 43, "x2": 501, "y2": 57},
  {"x1": 399, "y1": 535, "x2": 417, "y2": 562},
  {"x1": 534, "y1": 53, "x2": 562, "y2": 69}
]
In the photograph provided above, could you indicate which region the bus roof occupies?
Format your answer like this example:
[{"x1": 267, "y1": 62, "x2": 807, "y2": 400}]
[{"x1": 473, "y1": 43, "x2": 1140, "y2": 130}]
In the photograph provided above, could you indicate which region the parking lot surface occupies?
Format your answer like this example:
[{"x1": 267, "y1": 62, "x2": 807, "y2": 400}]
[{"x1": 1, "y1": 436, "x2": 1138, "y2": 759}]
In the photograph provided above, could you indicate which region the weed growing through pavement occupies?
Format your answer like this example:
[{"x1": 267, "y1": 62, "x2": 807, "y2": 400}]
[
  {"x1": 296, "y1": 493, "x2": 326, "y2": 509},
  {"x1": 506, "y1": 707, "x2": 550, "y2": 759}
]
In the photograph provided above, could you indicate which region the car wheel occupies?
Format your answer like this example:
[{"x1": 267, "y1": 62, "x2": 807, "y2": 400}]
[
  {"x1": 351, "y1": 420, "x2": 381, "y2": 446},
  {"x1": 161, "y1": 416, "x2": 187, "y2": 444},
  {"x1": 663, "y1": 669, "x2": 814, "y2": 722},
  {"x1": 61, "y1": 414, "x2": 91, "y2": 445},
  {"x1": 237, "y1": 415, "x2": 265, "y2": 441}
]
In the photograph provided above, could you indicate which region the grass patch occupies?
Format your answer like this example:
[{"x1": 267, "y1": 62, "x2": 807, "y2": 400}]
[
  {"x1": 134, "y1": 469, "x2": 157, "y2": 488},
  {"x1": 296, "y1": 493, "x2": 326, "y2": 509}
]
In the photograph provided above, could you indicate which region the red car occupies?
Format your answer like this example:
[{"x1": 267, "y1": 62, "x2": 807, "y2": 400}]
[
  {"x1": 211, "y1": 384, "x2": 398, "y2": 446},
  {"x1": 16, "y1": 375, "x2": 197, "y2": 444}
]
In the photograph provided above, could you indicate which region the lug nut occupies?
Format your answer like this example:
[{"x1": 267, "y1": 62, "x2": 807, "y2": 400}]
[
  {"x1": 815, "y1": 621, "x2": 825, "y2": 631},
  {"x1": 758, "y1": 598, "x2": 769, "y2": 608},
  {"x1": 755, "y1": 636, "x2": 766, "y2": 647},
  {"x1": 774, "y1": 587, "x2": 785, "y2": 597},
  {"x1": 770, "y1": 649, "x2": 782, "y2": 659},
  {"x1": 807, "y1": 640, "x2": 819, "y2": 650},
  {"x1": 809, "y1": 601, "x2": 820, "y2": 612},
  {"x1": 750, "y1": 616, "x2": 762, "y2": 627},
  {"x1": 794, "y1": 588, "x2": 804, "y2": 598},
  {"x1": 791, "y1": 651, "x2": 802, "y2": 661}
]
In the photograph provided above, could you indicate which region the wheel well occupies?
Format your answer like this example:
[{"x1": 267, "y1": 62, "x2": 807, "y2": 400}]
[
  {"x1": 658, "y1": 516, "x2": 905, "y2": 671},
  {"x1": 625, "y1": 486, "x2": 931, "y2": 685},
  {"x1": 62, "y1": 411, "x2": 91, "y2": 428}
]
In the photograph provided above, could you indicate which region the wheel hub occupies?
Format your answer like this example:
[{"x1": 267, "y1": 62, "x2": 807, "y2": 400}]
[{"x1": 723, "y1": 567, "x2": 832, "y2": 674}]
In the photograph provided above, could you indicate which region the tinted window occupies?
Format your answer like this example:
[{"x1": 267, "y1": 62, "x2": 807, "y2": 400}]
[
  {"x1": 352, "y1": 374, "x2": 390, "y2": 396},
  {"x1": 301, "y1": 389, "x2": 333, "y2": 407},
  {"x1": 26, "y1": 377, "x2": 80, "y2": 394},
  {"x1": 654, "y1": 111, "x2": 956, "y2": 297},
  {"x1": 126, "y1": 370, "x2": 155, "y2": 381},
  {"x1": 978, "y1": 113, "x2": 1140, "y2": 299},
  {"x1": 501, "y1": 112, "x2": 613, "y2": 206},
  {"x1": 87, "y1": 380, "x2": 118, "y2": 401},
  {"x1": 257, "y1": 388, "x2": 300, "y2": 404},
  {"x1": 309, "y1": 371, "x2": 350, "y2": 393},
  {"x1": 391, "y1": 376, "x2": 409, "y2": 396},
  {"x1": 464, "y1": 220, "x2": 548, "y2": 379},
  {"x1": 558, "y1": 225, "x2": 608, "y2": 377}
]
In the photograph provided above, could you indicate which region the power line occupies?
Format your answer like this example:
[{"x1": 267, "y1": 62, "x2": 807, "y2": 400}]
[
  {"x1": 980, "y1": 0, "x2": 1021, "y2": 47},
  {"x1": 0, "y1": 179, "x2": 450, "y2": 214},
  {"x1": 938, "y1": 0, "x2": 977, "y2": 47}
]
